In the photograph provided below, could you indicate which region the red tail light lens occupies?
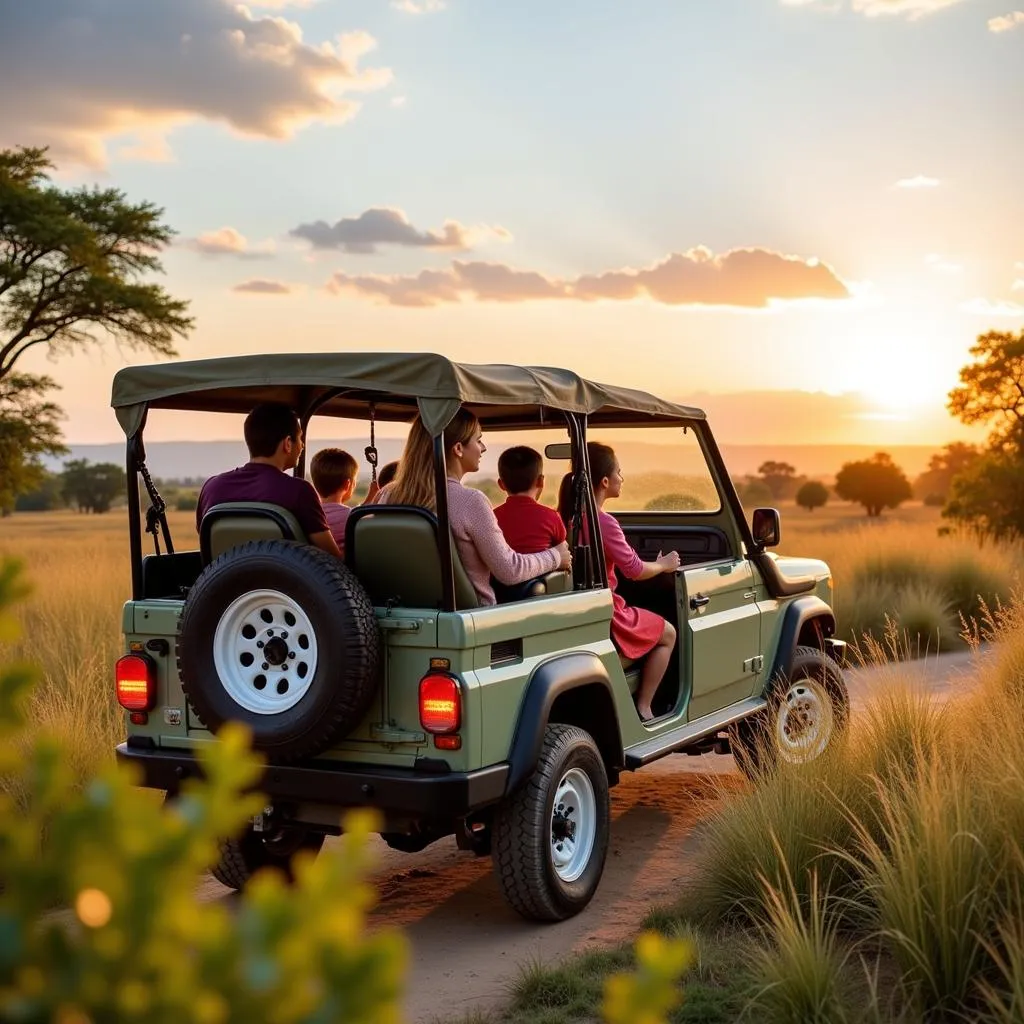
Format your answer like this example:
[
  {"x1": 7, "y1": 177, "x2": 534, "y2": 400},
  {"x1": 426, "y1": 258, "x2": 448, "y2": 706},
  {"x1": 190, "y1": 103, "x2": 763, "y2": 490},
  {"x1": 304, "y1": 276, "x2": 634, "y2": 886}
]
[
  {"x1": 116, "y1": 654, "x2": 156, "y2": 711},
  {"x1": 419, "y1": 673, "x2": 461, "y2": 734}
]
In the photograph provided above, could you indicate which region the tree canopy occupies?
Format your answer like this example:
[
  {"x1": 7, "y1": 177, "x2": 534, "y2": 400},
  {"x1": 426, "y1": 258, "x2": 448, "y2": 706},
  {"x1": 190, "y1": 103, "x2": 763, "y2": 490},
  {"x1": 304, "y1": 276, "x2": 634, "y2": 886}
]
[
  {"x1": 0, "y1": 146, "x2": 192, "y2": 380},
  {"x1": 913, "y1": 442, "x2": 981, "y2": 504},
  {"x1": 0, "y1": 373, "x2": 65, "y2": 515},
  {"x1": 942, "y1": 330, "x2": 1024, "y2": 541},
  {"x1": 757, "y1": 460, "x2": 798, "y2": 500},
  {"x1": 947, "y1": 330, "x2": 1024, "y2": 451},
  {"x1": 795, "y1": 480, "x2": 829, "y2": 512},
  {"x1": 0, "y1": 146, "x2": 192, "y2": 511},
  {"x1": 834, "y1": 452, "x2": 912, "y2": 517},
  {"x1": 60, "y1": 459, "x2": 126, "y2": 514}
]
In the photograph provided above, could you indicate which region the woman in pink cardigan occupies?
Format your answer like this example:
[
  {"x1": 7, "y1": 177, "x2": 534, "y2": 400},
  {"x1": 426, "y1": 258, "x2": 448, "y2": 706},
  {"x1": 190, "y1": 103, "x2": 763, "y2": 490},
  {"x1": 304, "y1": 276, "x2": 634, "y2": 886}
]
[{"x1": 380, "y1": 409, "x2": 571, "y2": 605}]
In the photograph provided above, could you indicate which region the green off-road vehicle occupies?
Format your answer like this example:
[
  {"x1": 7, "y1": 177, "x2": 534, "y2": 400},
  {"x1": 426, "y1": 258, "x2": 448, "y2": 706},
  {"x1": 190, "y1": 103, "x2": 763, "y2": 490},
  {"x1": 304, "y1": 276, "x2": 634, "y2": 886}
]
[{"x1": 112, "y1": 353, "x2": 847, "y2": 921}]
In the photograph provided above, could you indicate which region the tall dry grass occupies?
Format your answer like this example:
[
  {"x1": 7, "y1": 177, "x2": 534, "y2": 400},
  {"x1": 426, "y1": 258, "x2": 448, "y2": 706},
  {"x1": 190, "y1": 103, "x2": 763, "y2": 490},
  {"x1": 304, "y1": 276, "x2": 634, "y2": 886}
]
[
  {"x1": 0, "y1": 509, "x2": 199, "y2": 807},
  {"x1": 780, "y1": 512, "x2": 1023, "y2": 651},
  {"x1": 691, "y1": 598, "x2": 1024, "y2": 1021}
]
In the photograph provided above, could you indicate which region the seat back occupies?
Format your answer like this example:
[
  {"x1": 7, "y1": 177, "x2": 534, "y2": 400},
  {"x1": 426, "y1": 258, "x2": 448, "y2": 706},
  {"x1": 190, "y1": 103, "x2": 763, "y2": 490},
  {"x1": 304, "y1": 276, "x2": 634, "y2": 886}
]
[
  {"x1": 345, "y1": 505, "x2": 479, "y2": 610},
  {"x1": 200, "y1": 502, "x2": 306, "y2": 564}
]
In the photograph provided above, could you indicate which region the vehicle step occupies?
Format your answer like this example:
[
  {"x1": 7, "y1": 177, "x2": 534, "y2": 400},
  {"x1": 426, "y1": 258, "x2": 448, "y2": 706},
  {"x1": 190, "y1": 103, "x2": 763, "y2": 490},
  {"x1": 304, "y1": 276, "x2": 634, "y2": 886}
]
[{"x1": 623, "y1": 697, "x2": 768, "y2": 769}]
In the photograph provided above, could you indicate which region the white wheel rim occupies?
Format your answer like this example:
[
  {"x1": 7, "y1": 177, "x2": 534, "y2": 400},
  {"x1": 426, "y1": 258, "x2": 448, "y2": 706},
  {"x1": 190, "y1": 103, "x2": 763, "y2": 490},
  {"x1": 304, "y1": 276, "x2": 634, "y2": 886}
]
[
  {"x1": 775, "y1": 678, "x2": 834, "y2": 763},
  {"x1": 550, "y1": 767, "x2": 597, "y2": 883},
  {"x1": 212, "y1": 589, "x2": 319, "y2": 715}
]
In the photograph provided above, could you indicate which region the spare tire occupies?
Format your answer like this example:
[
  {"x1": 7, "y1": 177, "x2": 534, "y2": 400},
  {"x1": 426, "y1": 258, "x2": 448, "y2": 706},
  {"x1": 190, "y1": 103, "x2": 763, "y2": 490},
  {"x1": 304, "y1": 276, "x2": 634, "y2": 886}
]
[{"x1": 177, "y1": 540, "x2": 380, "y2": 762}]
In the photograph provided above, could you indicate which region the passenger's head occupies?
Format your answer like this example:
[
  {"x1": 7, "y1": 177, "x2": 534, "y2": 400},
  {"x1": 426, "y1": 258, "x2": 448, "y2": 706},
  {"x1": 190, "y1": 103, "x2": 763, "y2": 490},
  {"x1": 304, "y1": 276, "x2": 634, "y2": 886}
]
[
  {"x1": 310, "y1": 447, "x2": 358, "y2": 502},
  {"x1": 556, "y1": 442, "x2": 621, "y2": 525},
  {"x1": 377, "y1": 460, "x2": 399, "y2": 489},
  {"x1": 498, "y1": 445, "x2": 544, "y2": 498},
  {"x1": 244, "y1": 402, "x2": 302, "y2": 468},
  {"x1": 388, "y1": 408, "x2": 483, "y2": 511}
]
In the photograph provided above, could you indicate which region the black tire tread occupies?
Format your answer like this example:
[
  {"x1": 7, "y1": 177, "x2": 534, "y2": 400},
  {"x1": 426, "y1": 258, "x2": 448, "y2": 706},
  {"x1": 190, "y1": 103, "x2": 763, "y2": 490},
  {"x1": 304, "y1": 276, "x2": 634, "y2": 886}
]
[
  {"x1": 492, "y1": 723, "x2": 607, "y2": 922},
  {"x1": 177, "y1": 540, "x2": 380, "y2": 762},
  {"x1": 211, "y1": 836, "x2": 253, "y2": 891},
  {"x1": 211, "y1": 830, "x2": 326, "y2": 890}
]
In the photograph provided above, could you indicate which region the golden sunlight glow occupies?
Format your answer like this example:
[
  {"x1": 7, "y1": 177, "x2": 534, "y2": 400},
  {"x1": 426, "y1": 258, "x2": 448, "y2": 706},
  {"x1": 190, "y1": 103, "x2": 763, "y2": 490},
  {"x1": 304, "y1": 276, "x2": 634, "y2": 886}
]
[{"x1": 840, "y1": 332, "x2": 956, "y2": 415}]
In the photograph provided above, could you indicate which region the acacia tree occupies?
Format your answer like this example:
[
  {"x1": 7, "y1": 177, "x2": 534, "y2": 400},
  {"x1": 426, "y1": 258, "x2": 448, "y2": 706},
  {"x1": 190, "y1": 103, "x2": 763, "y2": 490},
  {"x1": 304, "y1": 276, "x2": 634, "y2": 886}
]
[
  {"x1": 795, "y1": 480, "x2": 829, "y2": 512},
  {"x1": 948, "y1": 330, "x2": 1024, "y2": 451},
  {"x1": 0, "y1": 373, "x2": 65, "y2": 515},
  {"x1": 0, "y1": 146, "x2": 192, "y2": 505},
  {"x1": 913, "y1": 442, "x2": 981, "y2": 504},
  {"x1": 60, "y1": 459, "x2": 126, "y2": 514},
  {"x1": 944, "y1": 330, "x2": 1024, "y2": 540},
  {"x1": 834, "y1": 452, "x2": 912, "y2": 517},
  {"x1": 757, "y1": 460, "x2": 798, "y2": 500}
]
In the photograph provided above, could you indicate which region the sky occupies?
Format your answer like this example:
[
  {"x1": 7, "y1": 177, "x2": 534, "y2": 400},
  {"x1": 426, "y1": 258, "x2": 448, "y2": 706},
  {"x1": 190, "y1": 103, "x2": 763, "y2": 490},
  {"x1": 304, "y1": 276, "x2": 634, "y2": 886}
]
[{"x1": 1, "y1": 0, "x2": 1022, "y2": 445}]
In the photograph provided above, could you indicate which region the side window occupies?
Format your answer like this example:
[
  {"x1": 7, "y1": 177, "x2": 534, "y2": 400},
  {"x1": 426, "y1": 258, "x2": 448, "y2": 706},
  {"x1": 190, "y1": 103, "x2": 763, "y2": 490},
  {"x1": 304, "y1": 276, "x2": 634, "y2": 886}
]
[
  {"x1": 464, "y1": 421, "x2": 573, "y2": 514},
  {"x1": 587, "y1": 426, "x2": 720, "y2": 513},
  {"x1": 303, "y1": 415, "x2": 409, "y2": 504}
]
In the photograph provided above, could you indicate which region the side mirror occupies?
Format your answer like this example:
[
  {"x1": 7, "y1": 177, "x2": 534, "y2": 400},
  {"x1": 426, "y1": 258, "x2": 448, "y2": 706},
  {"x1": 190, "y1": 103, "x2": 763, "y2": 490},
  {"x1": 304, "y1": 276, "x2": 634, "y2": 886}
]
[{"x1": 751, "y1": 507, "x2": 781, "y2": 548}]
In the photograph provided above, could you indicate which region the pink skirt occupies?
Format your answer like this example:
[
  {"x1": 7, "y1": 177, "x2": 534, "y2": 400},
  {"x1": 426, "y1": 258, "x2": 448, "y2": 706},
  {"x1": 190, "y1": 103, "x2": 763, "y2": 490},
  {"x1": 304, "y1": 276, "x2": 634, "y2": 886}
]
[{"x1": 610, "y1": 590, "x2": 665, "y2": 660}]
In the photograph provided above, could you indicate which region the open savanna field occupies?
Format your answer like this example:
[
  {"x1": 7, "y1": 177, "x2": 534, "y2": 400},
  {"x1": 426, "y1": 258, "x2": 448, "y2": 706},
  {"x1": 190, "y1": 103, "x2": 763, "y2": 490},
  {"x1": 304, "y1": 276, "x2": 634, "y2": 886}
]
[{"x1": 1, "y1": 499, "x2": 1020, "y2": 807}]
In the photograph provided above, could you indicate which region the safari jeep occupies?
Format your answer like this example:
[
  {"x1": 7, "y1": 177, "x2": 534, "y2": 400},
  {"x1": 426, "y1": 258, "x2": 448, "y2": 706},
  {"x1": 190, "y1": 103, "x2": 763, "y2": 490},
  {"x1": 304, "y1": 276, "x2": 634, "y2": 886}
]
[{"x1": 112, "y1": 352, "x2": 848, "y2": 921}]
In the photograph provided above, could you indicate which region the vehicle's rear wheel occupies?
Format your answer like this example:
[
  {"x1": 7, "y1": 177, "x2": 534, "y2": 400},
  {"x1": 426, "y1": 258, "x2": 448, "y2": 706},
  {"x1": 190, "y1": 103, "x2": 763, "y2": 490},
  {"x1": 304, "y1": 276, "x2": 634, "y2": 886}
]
[
  {"x1": 493, "y1": 724, "x2": 610, "y2": 921},
  {"x1": 177, "y1": 540, "x2": 380, "y2": 763},
  {"x1": 730, "y1": 645, "x2": 850, "y2": 781},
  {"x1": 212, "y1": 826, "x2": 325, "y2": 891}
]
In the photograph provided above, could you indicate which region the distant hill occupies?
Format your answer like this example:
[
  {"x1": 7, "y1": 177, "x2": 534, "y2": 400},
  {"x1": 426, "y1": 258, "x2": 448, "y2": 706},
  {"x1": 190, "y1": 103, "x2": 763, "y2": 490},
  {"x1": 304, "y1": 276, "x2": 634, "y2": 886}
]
[{"x1": 45, "y1": 440, "x2": 940, "y2": 482}]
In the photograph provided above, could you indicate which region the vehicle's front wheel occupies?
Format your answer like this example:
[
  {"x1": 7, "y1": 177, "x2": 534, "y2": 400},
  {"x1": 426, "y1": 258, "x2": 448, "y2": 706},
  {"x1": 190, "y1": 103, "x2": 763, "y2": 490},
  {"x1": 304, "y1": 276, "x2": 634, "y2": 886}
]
[
  {"x1": 730, "y1": 645, "x2": 850, "y2": 781},
  {"x1": 211, "y1": 826, "x2": 325, "y2": 891},
  {"x1": 493, "y1": 724, "x2": 610, "y2": 922}
]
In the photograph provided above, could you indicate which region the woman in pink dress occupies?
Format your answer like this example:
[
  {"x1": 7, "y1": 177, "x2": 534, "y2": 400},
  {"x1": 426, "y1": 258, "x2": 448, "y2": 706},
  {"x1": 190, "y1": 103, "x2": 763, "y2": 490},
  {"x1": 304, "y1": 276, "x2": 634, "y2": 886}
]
[{"x1": 561, "y1": 443, "x2": 679, "y2": 723}]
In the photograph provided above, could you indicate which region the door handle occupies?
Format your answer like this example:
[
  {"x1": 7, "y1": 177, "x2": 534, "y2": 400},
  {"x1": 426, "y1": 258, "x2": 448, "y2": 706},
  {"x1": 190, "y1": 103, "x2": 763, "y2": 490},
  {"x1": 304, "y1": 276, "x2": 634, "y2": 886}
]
[
  {"x1": 743, "y1": 591, "x2": 756, "y2": 600},
  {"x1": 689, "y1": 593, "x2": 710, "y2": 610}
]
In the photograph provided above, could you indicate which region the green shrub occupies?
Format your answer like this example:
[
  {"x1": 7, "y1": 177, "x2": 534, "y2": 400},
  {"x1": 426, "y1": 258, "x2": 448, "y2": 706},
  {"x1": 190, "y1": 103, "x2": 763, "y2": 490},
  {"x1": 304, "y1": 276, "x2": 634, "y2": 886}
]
[
  {"x1": 749, "y1": 871, "x2": 851, "y2": 1024},
  {"x1": 0, "y1": 558, "x2": 408, "y2": 1024},
  {"x1": 846, "y1": 764, "x2": 999, "y2": 1019},
  {"x1": 939, "y1": 554, "x2": 1013, "y2": 626},
  {"x1": 893, "y1": 581, "x2": 959, "y2": 654},
  {"x1": 175, "y1": 492, "x2": 199, "y2": 512},
  {"x1": 839, "y1": 576, "x2": 899, "y2": 647},
  {"x1": 689, "y1": 756, "x2": 860, "y2": 929},
  {"x1": 644, "y1": 492, "x2": 704, "y2": 512}
]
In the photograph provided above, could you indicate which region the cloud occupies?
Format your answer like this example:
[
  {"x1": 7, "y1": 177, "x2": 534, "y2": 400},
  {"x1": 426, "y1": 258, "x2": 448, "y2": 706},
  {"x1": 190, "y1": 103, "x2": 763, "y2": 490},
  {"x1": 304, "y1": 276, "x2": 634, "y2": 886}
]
[
  {"x1": 390, "y1": 96, "x2": 408, "y2": 108},
  {"x1": 326, "y1": 246, "x2": 851, "y2": 309},
  {"x1": 925, "y1": 253, "x2": 963, "y2": 274},
  {"x1": 246, "y1": 0, "x2": 319, "y2": 7},
  {"x1": 291, "y1": 207, "x2": 512, "y2": 254},
  {"x1": 232, "y1": 278, "x2": 293, "y2": 294},
  {"x1": 183, "y1": 226, "x2": 275, "y2": 259},
  {"x1": 894, "y1": 174, "x2": 941, "y2": 188},
  {"x1": 784, "y1": 0, "x2": 968, "y2": 17},
  {"x1": 961, "y1": 298, "x2": 1024, "y2": 317},
  {"x1": 391, "y1": 0, "x2": 447, "y2": 12},
  {"x1": 0, "y1": 0, "x2": 391, "y2": 169},
  {"x1": 989, "y1": 10, "x2": 1024, "y2": 31}
]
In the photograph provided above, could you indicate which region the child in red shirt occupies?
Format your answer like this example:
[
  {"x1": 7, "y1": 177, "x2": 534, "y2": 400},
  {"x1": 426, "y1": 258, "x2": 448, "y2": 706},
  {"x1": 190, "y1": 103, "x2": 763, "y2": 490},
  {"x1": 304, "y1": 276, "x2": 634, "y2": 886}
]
[{"x1": 493, "y1": 446, "x2": 567, "y2": 553}]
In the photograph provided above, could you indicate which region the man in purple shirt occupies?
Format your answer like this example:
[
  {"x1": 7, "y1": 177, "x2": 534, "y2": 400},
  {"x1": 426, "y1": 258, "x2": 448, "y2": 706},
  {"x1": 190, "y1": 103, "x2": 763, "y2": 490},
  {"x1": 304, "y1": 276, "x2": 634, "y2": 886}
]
[{"x1": 196, "y1": 402, "x2": 341, "y2": 558}]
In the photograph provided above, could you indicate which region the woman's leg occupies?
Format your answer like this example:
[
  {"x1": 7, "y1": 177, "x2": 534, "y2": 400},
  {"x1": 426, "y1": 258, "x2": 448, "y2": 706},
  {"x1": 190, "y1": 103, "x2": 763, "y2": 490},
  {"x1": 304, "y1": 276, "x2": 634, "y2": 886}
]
[{"x1": 636, "y1": 620, "x2": 677, "y2": 722}]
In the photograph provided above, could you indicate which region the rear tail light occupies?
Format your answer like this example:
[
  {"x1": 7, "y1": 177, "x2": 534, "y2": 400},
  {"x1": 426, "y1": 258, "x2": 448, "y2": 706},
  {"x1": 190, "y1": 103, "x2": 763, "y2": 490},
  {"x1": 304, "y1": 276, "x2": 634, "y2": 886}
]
[
  {"x1": 116, "y1": 654, "x2": 157, "y2": 712},
  {"x1": 419, "y1": 673, "x2": 461, "y2": 734}
]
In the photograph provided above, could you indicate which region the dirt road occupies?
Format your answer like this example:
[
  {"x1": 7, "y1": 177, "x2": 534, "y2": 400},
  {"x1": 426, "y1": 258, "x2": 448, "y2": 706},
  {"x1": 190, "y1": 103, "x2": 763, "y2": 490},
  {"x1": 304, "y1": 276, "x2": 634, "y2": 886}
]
[{"x1": 197, "y1": 649, "x2": 979, "y2": 1023}]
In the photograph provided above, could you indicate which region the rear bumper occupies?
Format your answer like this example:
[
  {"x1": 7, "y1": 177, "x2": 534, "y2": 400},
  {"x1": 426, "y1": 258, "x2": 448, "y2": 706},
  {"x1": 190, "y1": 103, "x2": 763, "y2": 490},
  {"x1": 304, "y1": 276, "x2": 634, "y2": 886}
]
[{"x1": 116, "y1": 742, "x2": 510, "y2": 818}]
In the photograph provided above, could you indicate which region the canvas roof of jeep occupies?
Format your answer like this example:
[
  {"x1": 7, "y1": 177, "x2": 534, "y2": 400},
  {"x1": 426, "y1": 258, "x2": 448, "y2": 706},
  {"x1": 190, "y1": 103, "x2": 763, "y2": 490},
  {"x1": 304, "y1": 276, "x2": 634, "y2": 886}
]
[{"x1": 111, "y1": 352, "x2": 706, "y2": 437}]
